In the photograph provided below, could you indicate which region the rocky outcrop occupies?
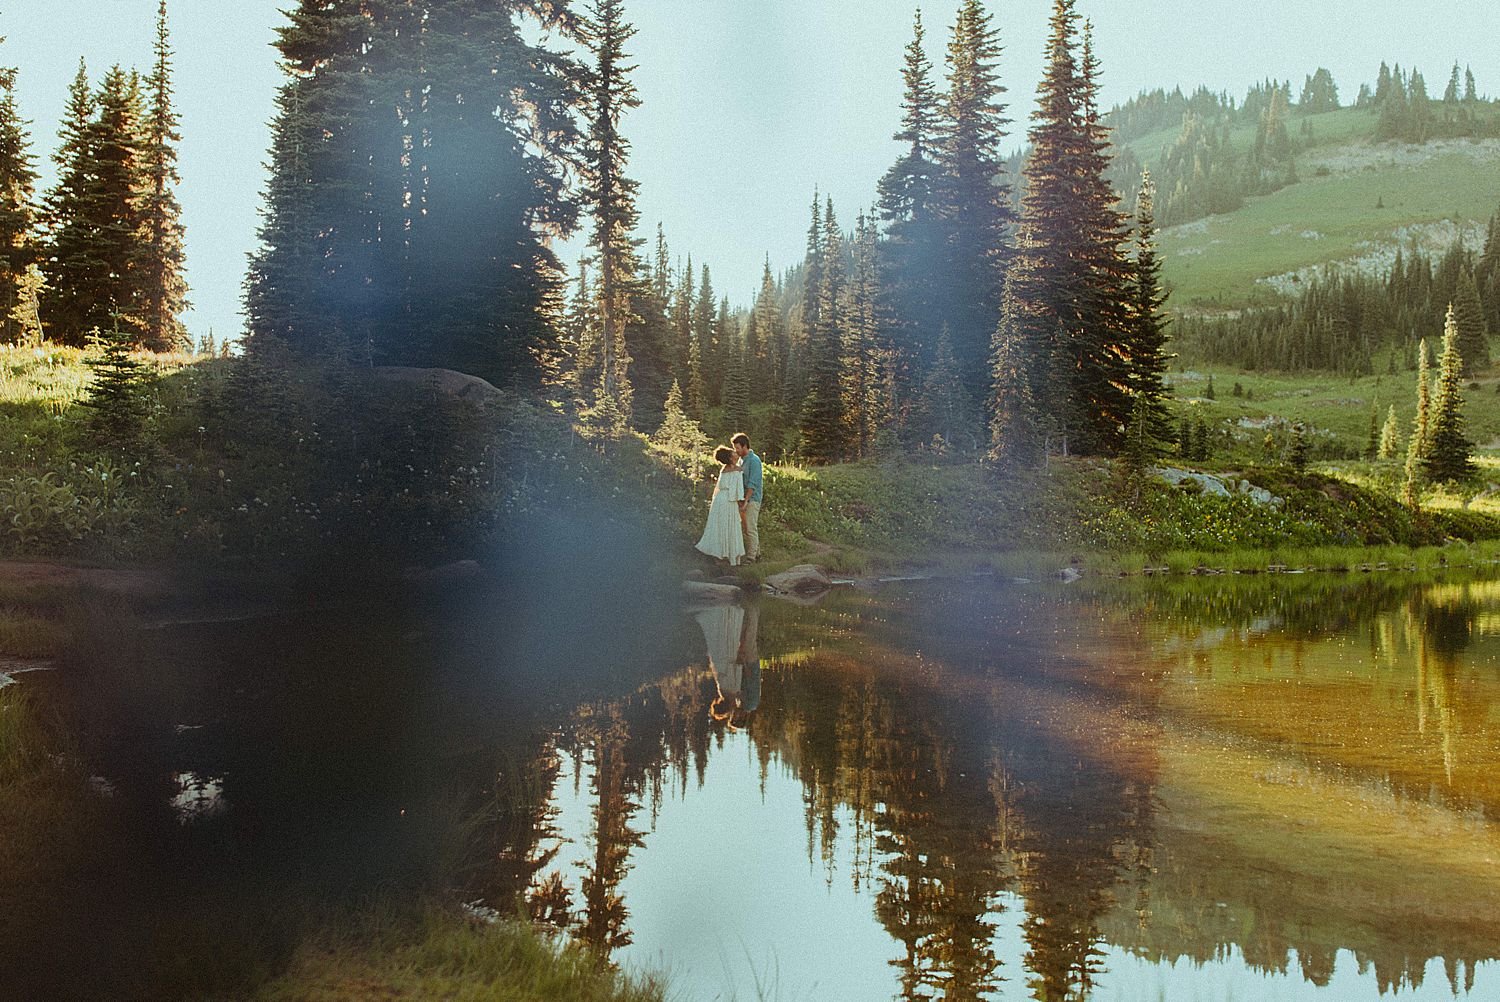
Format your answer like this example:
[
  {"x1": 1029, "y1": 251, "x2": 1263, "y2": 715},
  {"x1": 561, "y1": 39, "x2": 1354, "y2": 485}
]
[
  {"x1": 1155, "y1": 467, "x2": 1281, "y2": 506},
  {"x1": 763, "y1": 564, "x2": 832, "y2": 596},
  {"x1": 370, "y1": 366, "x2": 504, "y2": 405}
]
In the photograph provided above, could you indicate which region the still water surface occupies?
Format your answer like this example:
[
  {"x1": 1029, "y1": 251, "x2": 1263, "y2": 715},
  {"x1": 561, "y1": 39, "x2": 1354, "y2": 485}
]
[{"x1": 10, "y1": 571, "x2": 1500, "y2": 1000}]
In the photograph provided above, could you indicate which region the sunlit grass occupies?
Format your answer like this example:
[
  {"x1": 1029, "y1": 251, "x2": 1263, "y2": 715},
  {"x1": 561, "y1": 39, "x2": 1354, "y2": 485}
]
[{"x1": 255, "y1": 903, "x2": 668, "y2": 1002}]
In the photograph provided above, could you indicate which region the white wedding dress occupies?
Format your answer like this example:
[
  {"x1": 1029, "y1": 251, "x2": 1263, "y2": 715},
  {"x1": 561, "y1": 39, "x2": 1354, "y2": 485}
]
[{"x1": 695, "y1": 468, "x2": 746, "y2": 564}]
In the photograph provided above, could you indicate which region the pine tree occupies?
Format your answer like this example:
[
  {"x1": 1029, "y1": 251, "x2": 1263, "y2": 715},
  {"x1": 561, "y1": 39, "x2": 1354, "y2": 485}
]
[
  {"x1": 842, "y1": 210, "x2": 883, "y2": 457},
  {"x1": 688, "y1": 262, "x2": 714, "y2": 417},
  {"x1": 1126, "y1": 168, "x2": 1173, "y2": 445},
  {"x1": 723, "y1": 333, "x2": 750, "y2": 437},
  {"x1": 998, "y1": 0, "x2": 1130, "y2": 456},
  {"x1": 1288, "y1": 422, "x2": 1310, "y2": 472},
  {"x1": 801, "y1": 198, "x2": 848, "y2": 464},
  {"x1": 1450, "y1": 276, "x2": 1489, "y2": 374},
  {"x1": 652, "y1": 378, "x2": 706, "y2": 454},
  {"x1": 1424, "y1": 306, "x2": 1475, "y2": 482},
  {"x1": 876, "y1": 9, "x2": 944, "y2": 384},
  {"x1": 0, "y1": 46, "x2": 38, "y2": 346},
  {"x1": 579, "y1": 0, "x2": 644, "y2": 427},
  {"x1": 1378, "y1": 404, "x2": 1401, "y2": 459},
  {"x1": 136, "y1": 0, "x2": 189, "y2": 351},
  {"x1": 932, "y1": 0, "x2": 1012, "y2": 406},
  {"x1": 753, "y1": 259, "x2": 788, "y2": 406},
  {"x1": 1412, "y1": 337, "x2": 1432, "y2": 457},
  {"x1": 83, "y1": 316, "x2": 151, "y2": 447},
  {"x1": 41, "y1": 61, "x2": 103, "y2": 345},
  {"x1": 248, "y1": 0, "x2": 584, "y2": 385}
]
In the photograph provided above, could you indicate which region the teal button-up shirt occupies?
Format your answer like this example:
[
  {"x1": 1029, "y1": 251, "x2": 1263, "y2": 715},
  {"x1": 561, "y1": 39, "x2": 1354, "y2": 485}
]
[{"x1": 742, "y1": 450, "x2": 763, "y2": 504}]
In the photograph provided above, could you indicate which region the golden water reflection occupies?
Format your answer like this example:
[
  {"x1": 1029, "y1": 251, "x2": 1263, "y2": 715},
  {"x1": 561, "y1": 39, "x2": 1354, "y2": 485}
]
[{"x1": 502, "y1": 575, "x2": 1500, "y2": 1000}]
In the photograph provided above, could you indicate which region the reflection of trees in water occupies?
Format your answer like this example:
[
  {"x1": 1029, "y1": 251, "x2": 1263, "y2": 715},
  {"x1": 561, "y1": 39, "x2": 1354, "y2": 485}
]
[
  {"x1": 510, "y1": 577, "x2": 1500, "y2": 998},
  {"x1": 522, "y1": 589, "x2": 1159, "y2": 1001}
]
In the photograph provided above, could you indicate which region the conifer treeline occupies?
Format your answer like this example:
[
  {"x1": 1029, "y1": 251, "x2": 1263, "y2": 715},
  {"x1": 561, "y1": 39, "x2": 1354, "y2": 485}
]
[
  {"x1": 1106, "y1": 61, "x2": 1500, "y2": 231},
  {"x1": 0, "y1": 2, "x2": 188, "y2": 350},
  {"x1": 1178, "y1": 212, "x2": 1500, "y2": 375},
  {"x1": 573, "y1": 0, "x2": 1167, "y2": 464}
]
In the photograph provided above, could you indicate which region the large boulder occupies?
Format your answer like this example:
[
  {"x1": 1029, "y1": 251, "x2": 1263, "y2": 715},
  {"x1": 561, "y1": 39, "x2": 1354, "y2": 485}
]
[
  {"x1": 370, "y1": 366, "x2": 504, "y2": 405},
  {"x1": 764, "y1": 564, "x2": 832, "y2": 596},
  {"x1": 683, "y1": 580, "x2": 742, "y2": 604}
]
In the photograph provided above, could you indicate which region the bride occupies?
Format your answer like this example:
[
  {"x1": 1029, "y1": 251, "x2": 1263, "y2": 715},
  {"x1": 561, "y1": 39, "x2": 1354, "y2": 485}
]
[{"x1": 695, "y1": 445, "x2": 746, "y2": 566}]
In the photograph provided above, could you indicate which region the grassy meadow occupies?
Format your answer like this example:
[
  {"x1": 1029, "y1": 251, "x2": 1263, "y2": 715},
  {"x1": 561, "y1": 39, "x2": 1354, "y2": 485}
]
[{"x1": 1119, "y1": 103, "x2": 1500, "y2": 309}]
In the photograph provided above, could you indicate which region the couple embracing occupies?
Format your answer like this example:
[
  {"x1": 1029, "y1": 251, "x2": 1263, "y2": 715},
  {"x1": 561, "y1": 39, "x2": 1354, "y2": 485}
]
[{"x1": 694, "y1": 432, "x2": 763, "y2": 567}]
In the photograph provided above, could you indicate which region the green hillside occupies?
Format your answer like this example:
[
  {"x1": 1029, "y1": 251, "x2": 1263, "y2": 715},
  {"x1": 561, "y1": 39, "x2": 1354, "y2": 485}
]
[{"x1": 1126, "y1": 106, "x2": 1500, "y2": 311}]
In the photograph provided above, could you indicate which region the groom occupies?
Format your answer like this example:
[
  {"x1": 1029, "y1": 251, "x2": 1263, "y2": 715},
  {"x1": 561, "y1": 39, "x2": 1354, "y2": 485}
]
[{"x1": 732, "y1": 432, "x2": 762, "y2": 563}]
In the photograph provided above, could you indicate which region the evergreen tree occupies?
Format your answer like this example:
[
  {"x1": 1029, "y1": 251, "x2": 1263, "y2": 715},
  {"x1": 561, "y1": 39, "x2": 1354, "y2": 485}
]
[
  {"x1": 723, "y1": 333, "x2": 750, "y2": 437},
  {"x1": 1450, "y1": 275, "x2": 1489, "y2": 374},
  {"x1": 1378, "y1": 404, "x2": 1401, "y2": 459},
  {"x1": 1424, "y1": 306, "x2": 1475, "y2": 482},
  {"x1": 842, "y1": 210, "x2": 883, "y2": 457},
  {"x1": 83, "y1": 317, "x2": 151, "y2": 447},
  {"x1": 1126, "y1": 168, "x2": 1173, "y2": 444},
  {"x1": 916, "y1": 324, "x2": 977, "y2": 454},
  {"x1": 801, "y1": 198, "x2": 848, "y2": 463},
  {"x1": 1288, "y1": 422, "x2": 1310, "y2": 472},
  {"x1": 136, "y1": 0, "x2": 189, "y2": 351},
  {"x1": 1464, "y1": 67, "x2": 1478, "y2": 103},
  {"x1": 998, "y1": 0, "x2": 1131, "y2": 456},
  {"x1": 41, "y1": 61, "x2": 103, "y2": 345},
  {"x1": 652, "y1": 378, "x2": 706, "y2": 454},
  {"x1": 248, "y1": 0, "x2": 584, "y2": 386},
  {"x1": 1412, "y1": 336, "x2": 1432, "y2": 457},
  {"x1": 59, "y1": 66, "x2": 148, "y2": 344},
  {"x1": 989, "y1": 293, "x2": 1038, "y2": 466},
  {"x1": 932, "y1": 0, "x2": 1012, "y2": 406},
  {"x1": 876, "y1": 9, "x2": 945, "y2": 385},
  {"x1": 688, "y1": 262, "x2": 714, "y2": 417},
  {"x1": 579, "y1": 0, "x2": 645, "y2": 426},
  {"x1": 0, "y1": 45, "x2": 38, "y2": 346},
  {"x1": 565, "y1": 259, "x2": 600, "y2": 405},
  {"x1": 753, "y1": 259, "x2": 788, "y2": 406}
]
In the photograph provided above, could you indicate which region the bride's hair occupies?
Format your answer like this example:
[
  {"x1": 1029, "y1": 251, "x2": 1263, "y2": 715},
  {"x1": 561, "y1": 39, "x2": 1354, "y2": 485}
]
[{"x1": 714, "y1": 445, "x2": 735, "y2": 465}]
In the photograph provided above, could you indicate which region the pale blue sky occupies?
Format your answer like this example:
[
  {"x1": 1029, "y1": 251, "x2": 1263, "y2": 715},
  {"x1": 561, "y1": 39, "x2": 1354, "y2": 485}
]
[{"x1": 3, "y1": 0, "x2": 1496, "y2": 343}]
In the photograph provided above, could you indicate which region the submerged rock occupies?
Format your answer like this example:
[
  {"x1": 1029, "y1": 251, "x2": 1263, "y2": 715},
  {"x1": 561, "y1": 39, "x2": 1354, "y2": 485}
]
[{"x1": 683, "y1": 580, "x2": 741, "y2": 604}]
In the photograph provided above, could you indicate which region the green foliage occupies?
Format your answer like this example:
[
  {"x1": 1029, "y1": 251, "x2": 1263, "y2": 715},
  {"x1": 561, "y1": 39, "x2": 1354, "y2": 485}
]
[
  {"x1": 1423, "y1": 307, "x2": 1476, "y2": 482},
  {"x1": 82, "y1": 322, "x2": 151, "y2": 447}
]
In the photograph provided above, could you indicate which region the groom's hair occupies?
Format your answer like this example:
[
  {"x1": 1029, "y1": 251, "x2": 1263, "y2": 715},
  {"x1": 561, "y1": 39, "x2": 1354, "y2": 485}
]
[
  {"x1": 714, "y1": 445, "x2": 735, "y2": 465},
  {"x1": 731, "y1": 433, "x2": 750, "y2": 448}
]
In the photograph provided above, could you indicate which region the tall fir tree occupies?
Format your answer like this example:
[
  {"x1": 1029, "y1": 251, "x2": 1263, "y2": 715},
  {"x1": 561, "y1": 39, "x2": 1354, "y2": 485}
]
[
  {"x1": 994, "y1": 0, "x2": 1130, "y2": 456},
  {"x1": 136, "y1": 0, "x2": 189, "y2": 351},
  {"x1": 0, "y1": 44, "x2": 38, "y2": 345},
  {"x1": 247, "y1": 0, "x2": 584, "y2": 386},
  {"x1": 842, "y1": 210, "x2": 883, "y2": 457},
  {"x1": 1412, "y1": 336, "x2": 1432, "y2": 457},
  {"x1": 789, "y1": 190, "x2": 823, "y2": 412},
  {"x1": 1378, "y1": 403, "x2": 1401, "y2": 459},
  {"x1": 579, "y1": 0, "x2": 646, "y2": 427},
  {"x1": 41, "y1": 61, "x2": 101, "y2": 344},
  {"x1": 933, "y1": 0, "x2": 1012, "y2": 407},
  {"x1": 1126, "y1": 168, "x2": 1173, "y2": 446},
  {"x1": 1424, "y1": 306, "x2": 1475, "y2": 482},
  {"x1": 682, "y1": 263, "x2": 712, "y2": 418},
  {"x1": 1449, "y1": 274, "x2": 1489, "y2": 375},
  {"x1": 989, "y1": 290, "x2": 1038, "y2": 465},
  {"x1": 876, "y1": 9, "x2": 945, "y2": 385},
  {"x1": 45, "y1": 66, "x2": 149, "y2": 344},
  {"x1": 801, "y1": 197, "x2": 848, "y2": 463},
  {"x1": 667, "y1": 255, "x2": 693, "y2": 417}
]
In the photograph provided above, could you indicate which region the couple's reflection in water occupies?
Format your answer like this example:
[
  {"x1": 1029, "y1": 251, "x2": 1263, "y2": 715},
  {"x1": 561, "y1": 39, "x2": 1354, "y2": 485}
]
[{"x1": 694, "y1": 601, "x2": 760, "y2": 731}]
